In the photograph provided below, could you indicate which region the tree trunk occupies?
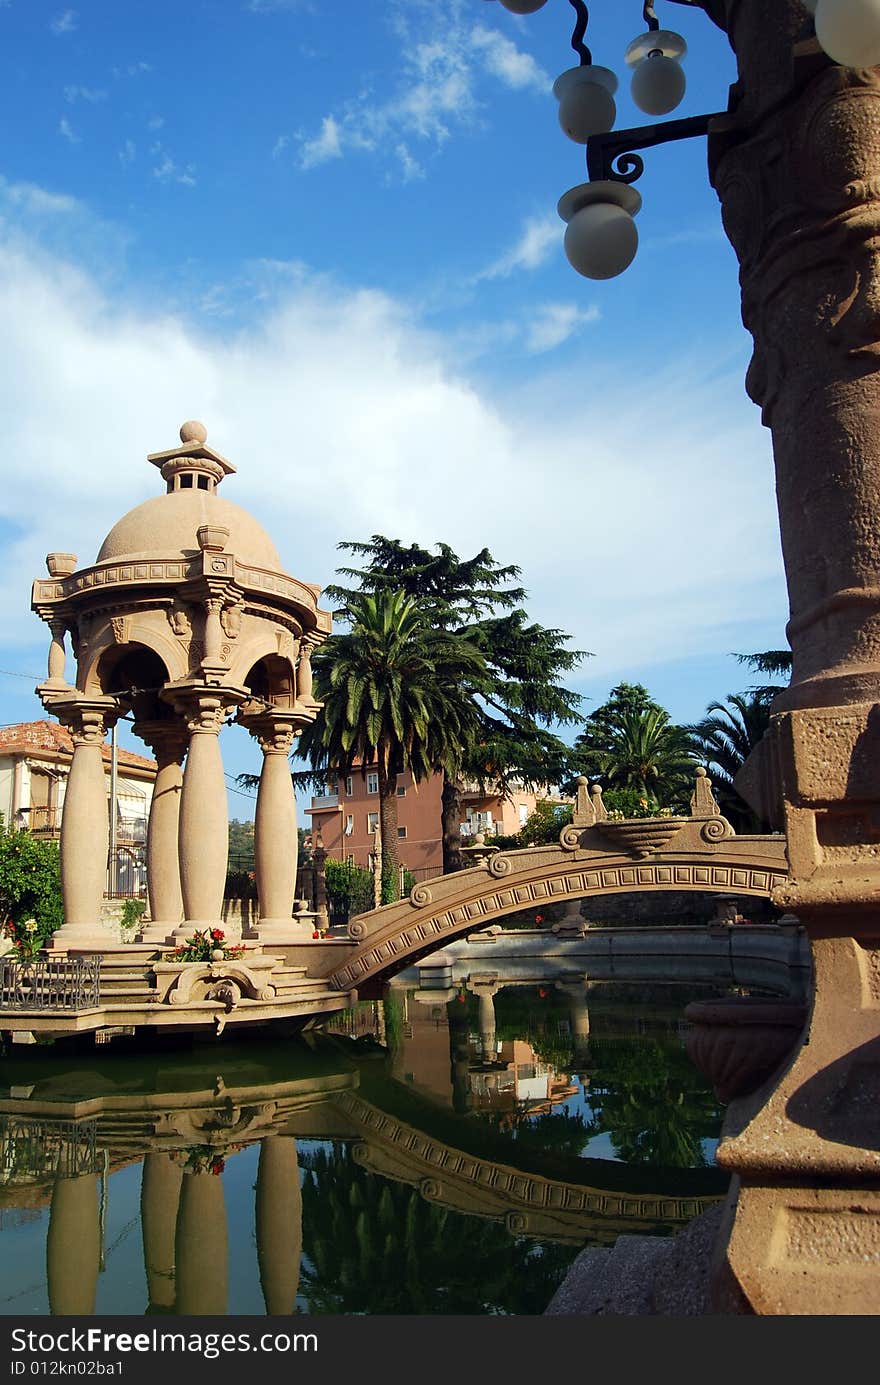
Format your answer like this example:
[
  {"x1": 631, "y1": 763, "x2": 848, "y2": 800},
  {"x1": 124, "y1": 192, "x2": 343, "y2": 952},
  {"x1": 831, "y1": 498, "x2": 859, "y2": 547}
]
[
  {"x1": 376, "y1": 754, "x2": 400, "y2": 903},
  {"x1": 442, "y1": 773, "x2": 464, "y2": 874}
]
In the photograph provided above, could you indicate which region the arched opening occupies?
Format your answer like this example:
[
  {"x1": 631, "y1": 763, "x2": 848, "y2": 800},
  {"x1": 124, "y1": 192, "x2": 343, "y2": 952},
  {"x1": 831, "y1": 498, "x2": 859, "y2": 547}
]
[
  {"x1": 244, "y1": 654, "x2": 295, "y2": 709},
  {"x1": 96, "y1": 643, "x2": 172, "y2": 721}
]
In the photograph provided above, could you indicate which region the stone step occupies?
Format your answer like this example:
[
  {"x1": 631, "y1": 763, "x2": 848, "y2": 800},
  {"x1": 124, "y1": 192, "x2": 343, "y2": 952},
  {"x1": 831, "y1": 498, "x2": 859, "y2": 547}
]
[{"x1": 545, "y1": 1236, "x2": 669, "y2": 1316}]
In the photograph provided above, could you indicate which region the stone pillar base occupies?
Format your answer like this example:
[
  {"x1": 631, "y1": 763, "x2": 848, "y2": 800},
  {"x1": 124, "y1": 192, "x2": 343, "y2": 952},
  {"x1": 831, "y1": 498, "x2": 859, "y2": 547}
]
[{"x1": 242, "y1": 916, "x2": 316, "y2": 943}]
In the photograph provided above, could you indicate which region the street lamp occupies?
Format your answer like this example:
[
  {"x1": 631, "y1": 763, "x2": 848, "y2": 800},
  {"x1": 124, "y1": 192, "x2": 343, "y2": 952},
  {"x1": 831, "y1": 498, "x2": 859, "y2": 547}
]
[
  {"x1": 481, "y1": 0, "x2": 880, "y2": 1317},
  {"x1": 488, "y1": 0, "x2": 880, "y2": 278}
]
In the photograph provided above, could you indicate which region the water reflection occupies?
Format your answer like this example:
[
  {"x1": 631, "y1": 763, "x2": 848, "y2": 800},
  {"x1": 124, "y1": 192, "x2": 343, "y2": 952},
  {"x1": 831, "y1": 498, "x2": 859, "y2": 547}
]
[{"x1": 0, "y1": 972, "x2": 741, "y2": 1316}]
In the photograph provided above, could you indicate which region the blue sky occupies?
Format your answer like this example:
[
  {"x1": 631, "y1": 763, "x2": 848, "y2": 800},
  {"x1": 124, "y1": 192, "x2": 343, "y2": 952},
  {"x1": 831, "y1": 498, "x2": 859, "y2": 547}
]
[{"x1": 0, "y1": 1, "x2": 790, "y2": 813}]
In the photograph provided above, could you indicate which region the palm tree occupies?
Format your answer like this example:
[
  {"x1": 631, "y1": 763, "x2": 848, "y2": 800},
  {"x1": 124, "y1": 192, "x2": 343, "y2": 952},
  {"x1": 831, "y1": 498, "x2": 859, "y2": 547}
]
[
  {"x1": 297, "y1": 590, "x2": 487, "y2": 902},
  {"x1": 688, "y1": 692, "x2": 773, "y2": 831},
  {"x1": 572, "y1": 686, "x2": 697, "y2": 812}
]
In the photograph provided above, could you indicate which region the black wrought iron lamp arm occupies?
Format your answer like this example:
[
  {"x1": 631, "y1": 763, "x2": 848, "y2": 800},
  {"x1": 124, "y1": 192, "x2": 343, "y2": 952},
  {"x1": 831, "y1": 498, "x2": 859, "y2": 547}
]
[{"x1": 586, "y1": 111, "x2": 725, "y2": 184}]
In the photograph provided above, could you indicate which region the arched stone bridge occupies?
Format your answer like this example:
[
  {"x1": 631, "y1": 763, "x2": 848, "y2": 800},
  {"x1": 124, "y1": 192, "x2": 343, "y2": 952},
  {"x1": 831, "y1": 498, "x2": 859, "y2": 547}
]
[{"x1": 322, "y1": 782, "x2": 790, "y2": 994}]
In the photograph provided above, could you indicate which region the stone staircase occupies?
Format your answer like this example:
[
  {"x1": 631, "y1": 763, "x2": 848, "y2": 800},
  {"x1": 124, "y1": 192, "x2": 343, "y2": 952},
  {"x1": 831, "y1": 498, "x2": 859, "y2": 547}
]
[{"x1": 94, "y1": 953, "x2": 350, "y2": 1028}]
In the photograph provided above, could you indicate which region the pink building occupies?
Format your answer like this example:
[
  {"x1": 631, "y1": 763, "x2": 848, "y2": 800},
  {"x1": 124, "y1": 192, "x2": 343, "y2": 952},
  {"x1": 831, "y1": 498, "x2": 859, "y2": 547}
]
[{"x1": 306, "y1": 765, "x2": 568, "y2": 877}]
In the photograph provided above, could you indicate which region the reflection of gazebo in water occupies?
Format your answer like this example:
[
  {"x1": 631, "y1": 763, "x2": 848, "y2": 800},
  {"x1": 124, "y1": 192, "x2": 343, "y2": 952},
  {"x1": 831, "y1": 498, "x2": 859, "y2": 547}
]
[
  {"x1": 31, "y1": 421, "x2": 331, "y2": 951},
  {"x1": 0, "y1": 1039, "x2": 725, "y2": 1314}
]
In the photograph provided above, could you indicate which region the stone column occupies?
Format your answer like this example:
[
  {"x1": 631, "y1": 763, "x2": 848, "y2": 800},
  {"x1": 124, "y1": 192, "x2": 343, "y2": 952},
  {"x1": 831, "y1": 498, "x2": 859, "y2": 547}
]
[
  {"x1": 702, "y1": 3, "x2": 880, "y2": 1312},
  {"x1": 136, "y1": 723, "x2": 187, "y2": 944},
  {"x1": 555, "y1": 976, "x2": 591, "y2": 1067},
  {"x1": 467, "y1": 977, "x2": 499, "y2": 1063},
  {"x1": 164, "y1": 687, "x2": 242, "y2": 942},
  {"x1": 255, "y1": 1136, "x2": 302, "y2": 1315},
  {"x1": 312, "y1": 829, "x2": 329, "y2": 933},
  {"x1": 140, "y1": 1153, "x2": 183, "y2": 1314},
  {"x1": 49, "y1": 697, "x2": 118, "y2": 951},
  {"x1": 174, "y1": 1167, "x2": 228, "y2": 1316},
  {"x1": 46, "y1": 1173, "x2": 101, "y2": 1316},
  {"x1": 241, "y1": 711, "x2": 306, "y2": 943}
]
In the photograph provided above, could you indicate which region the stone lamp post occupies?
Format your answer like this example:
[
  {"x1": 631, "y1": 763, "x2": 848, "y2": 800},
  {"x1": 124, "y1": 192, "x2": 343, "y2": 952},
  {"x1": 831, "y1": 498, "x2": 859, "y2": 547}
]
[
  {"x1": 32, "y1": 421, "x2": 331, "y2": 953},
  {"x1": 485, "y1": 0, "x2": 880, "y2": 1314}
]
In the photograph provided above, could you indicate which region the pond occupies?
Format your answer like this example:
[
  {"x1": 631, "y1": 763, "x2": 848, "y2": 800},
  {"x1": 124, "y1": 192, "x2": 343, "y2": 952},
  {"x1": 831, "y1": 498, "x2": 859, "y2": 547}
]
[{"x1": 0, "y1": 974, "x2": 746, "y2": 1317}]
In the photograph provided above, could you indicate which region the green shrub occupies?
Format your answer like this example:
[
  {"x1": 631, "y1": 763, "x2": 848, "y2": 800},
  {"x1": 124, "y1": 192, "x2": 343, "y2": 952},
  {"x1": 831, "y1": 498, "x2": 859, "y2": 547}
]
[
  {"x1": 225, "y1": 868, "x2": 258, "y2": 900},
  {"x1": 120, "y1": 898, "x2": 146, "y2": 931},
  {"x1": 325, "y1": 859, "x2": 374, "y2": 923},
  {"x1": 0, "y1": 819, "x2": 63, "y2": 958}
]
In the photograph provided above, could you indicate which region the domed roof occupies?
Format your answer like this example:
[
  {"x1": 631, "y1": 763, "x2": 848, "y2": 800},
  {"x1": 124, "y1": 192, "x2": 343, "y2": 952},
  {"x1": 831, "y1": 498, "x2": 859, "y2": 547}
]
[
  {"x1": 95, "y1": 420, "x2": 285, "y2": 572},
  {"x1": 96, "y1": 491, "x2": 284, "y2": 571}
]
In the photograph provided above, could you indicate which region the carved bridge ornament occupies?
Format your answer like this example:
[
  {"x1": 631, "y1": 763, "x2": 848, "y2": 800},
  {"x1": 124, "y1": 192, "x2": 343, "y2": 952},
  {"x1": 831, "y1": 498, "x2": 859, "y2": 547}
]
[
  {"x1": 328, "y1": 824, "x2": 790, "y2": 993},
  {"x1": 336, "y1": 1092, "x2": 720, "y2": 1241}
]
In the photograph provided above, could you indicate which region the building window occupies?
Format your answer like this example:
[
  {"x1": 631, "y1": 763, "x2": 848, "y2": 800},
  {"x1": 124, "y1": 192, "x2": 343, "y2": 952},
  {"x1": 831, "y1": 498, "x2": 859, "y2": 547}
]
[
  {"x1": 396, "y1": 784, "x2": 406, "y2": 797},
  {"x1": 397, "y1": 826, "x2": 407, "y2": 839},
  {"x1": 345, "y1": 776, "x2": 353, "y2": 797},
  {"x1": 519, "y1": 803, "x2": 529, "y2": 825},
  {"x1": 346, "y1": 853, "x2": 354, "y2": 865},
  {"x1": 345, "y1": 815, "x2": 353, "y2": 836},
  {"x1": 366, "y1": 772, "x2": 379, "y2": 795},
  {"x1": 367, "y1": 811, "x2": 379, "y2": 834}
]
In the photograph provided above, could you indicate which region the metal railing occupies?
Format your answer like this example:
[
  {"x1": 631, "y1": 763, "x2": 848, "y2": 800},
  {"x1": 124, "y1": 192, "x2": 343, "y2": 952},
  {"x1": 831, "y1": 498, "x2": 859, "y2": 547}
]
[
  {"x1": 0, "y1": 1117, "x2": 100, "y2": 1182},
  {"x1": 0, "y1": 957, "x2": 101, "y2": 1011}
]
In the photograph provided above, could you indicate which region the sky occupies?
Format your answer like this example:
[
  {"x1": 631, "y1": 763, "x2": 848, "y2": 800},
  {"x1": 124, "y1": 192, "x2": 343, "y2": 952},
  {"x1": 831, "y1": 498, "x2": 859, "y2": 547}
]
[{"x1": 0, "y1": 0, "x2": 791, "y2": 817}]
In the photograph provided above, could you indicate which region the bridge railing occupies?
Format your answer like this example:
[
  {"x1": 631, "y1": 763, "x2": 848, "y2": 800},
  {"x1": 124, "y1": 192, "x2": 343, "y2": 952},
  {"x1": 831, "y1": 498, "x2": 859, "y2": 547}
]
[{"x1": 0, "y1": 957, "x2": 102, "y2": 1011}]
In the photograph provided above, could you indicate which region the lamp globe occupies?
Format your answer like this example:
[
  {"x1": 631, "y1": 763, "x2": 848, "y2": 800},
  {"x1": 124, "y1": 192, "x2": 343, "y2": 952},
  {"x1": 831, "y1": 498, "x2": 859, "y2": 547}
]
[{"x1": 564, "y1": 202, "x2": 639, "y2": 280}]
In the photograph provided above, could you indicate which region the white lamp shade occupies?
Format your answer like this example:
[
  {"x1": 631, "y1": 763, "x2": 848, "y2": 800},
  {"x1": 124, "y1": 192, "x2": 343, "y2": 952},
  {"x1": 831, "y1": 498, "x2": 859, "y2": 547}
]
[
  {"x1": 499, "y1": 0, "x2": 548, "y2": 12},
  {"x1": 631, "y1": 54, "x2": 686, "y2": 115},
  {"x1": 815, "y1": 0, "x2": 880, "y2": 66},
  {"x1": 559, "y1": 82, "x2": 616, "y2": 141},
  {"x1": 564, "y1": 202, "x2": 639, "y2": 280},
  {"x1": 554, "y1": 66, "x2": 618, "y2": 143}
]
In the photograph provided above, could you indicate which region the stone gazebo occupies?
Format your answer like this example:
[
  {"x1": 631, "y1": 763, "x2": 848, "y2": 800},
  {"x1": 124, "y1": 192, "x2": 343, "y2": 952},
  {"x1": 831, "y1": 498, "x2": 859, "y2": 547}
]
[{"x1": 31, "y1": 420, "x2": 330, "y2": 953}]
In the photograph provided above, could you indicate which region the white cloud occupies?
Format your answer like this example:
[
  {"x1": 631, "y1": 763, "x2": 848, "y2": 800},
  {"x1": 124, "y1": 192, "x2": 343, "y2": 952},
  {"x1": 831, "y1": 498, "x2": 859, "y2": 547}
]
[
  {"x1": 295, "y1": 2, "x2": 547, "y2": 179},
  {"x1": 298, "y1": 115, "x2": 342, "y2": 170},
  {"x1": 152, "y1": 155, "x2": 197, "y2": 187},
  {"x1": 0, "y1": 193, "x2": 786, "y2": 718},
  {"x1": 119, "y1": 139, "x2": 136, "y2": 167},
  {"x1": 272, "y1": 134, "x2": 290, "y2": 159},
  {"x1": 64, "y1": 85, "x2": 106, "y2": 104},
  {"x1": 524, "y1": 301, "x2": 599, "y2": 353},
  {"x1": 50, "y1": 9, "x2": 77, "y2": 34},
  {"x1": 469, "y1": 24, "x2": 547, "y2": 92},
  {"x1": 58, "y1": 117, "x2": 79, "y2": 144},
  {"x1": 478, "y1": 214, "x2": 560, "y2": 280}
]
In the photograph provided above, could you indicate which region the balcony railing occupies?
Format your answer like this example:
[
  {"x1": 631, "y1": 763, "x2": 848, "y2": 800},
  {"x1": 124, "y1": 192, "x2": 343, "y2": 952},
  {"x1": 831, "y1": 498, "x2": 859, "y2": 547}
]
[
  {"x1": 311, "y1": 793, "x2": 339, "y2": 810},
  {"x1": 0, "y1": 957, "x2": 101, "y2": 1011}
]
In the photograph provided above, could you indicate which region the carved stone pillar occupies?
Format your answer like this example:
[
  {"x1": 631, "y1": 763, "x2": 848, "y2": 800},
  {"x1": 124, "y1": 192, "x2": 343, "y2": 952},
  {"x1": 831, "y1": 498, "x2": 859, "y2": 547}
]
[
  {"x1": 555, "y1": 976, "x2": 592, "y2": 1067},
  {"x1": 46, "y1": 618, "x2": 68, "y2": 688},
  {"x1": 174, "y1": 1167, "x2": 228, "y2": 1316},
  {"x1": 49, "y1": 697, "x2": 118, "y2": 951},
  {"x1": 312, "y1": 829, "x2": 329, "y2": 933},
  {"x1": 240, "y1": 711, "x2": 306, "y2": 943},
  {"x1": 703, "y1": 6, "x2": 880, "y2": 1312},
  {"x1": 164, "y1": 686, "x2": 244, "y2": 941},
  {"x1": 46, "y1": 1174, "x2": 101, "y2": 1316},
  {"x1": 255, "y1": 1136, "x2": 302, "y2": 1315},
  {"x1": 140, "y1": 1153, "x2": 183, "y2": 1314},
  {"x1": 467, "y1": 977, "x2": 499, "y2": 1063},
  {"x1": 135, "y1": 722, "x2": 187, "y2": 944}
]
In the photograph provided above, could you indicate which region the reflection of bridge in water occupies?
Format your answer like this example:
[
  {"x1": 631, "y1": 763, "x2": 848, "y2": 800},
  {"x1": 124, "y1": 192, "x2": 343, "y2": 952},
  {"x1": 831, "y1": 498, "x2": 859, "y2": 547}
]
[{"x1": 0, "y1": 1029, "x2": 727, "y2": 1313}]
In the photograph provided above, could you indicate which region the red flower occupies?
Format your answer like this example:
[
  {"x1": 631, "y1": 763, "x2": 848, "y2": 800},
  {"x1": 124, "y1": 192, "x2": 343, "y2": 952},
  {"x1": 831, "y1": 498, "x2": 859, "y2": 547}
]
[
  {"x1": 211, "y1": 929, "x2": 224, "y2": 941},
  {"x1": 535, "y1": 914, "x2": 544, "y2": 925},
  {"x1": 538, "y1": 987, "x2": 548, "y2": 999},
  {"x1": 312, "y1": 930, "x2": 320, "y2": 939}
]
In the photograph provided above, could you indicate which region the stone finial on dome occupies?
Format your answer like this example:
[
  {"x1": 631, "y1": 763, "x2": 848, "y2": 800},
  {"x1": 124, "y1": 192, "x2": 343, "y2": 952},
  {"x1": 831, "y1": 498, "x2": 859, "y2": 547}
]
[
  {"x1": 147, "y1": 419, "x2": 236, "y2": 495},
  {"x1": 180, "y1": 419, "x2": 208, "y2": 445}
]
